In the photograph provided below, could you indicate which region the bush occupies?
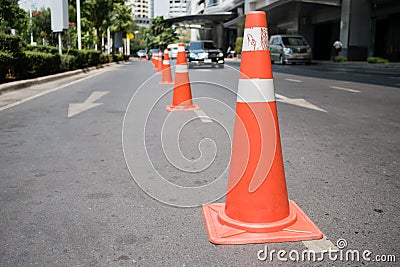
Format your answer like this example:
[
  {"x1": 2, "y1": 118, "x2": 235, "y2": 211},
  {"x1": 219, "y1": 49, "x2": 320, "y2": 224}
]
[
  {"x1": 112, "y1": 54, "x2": 124, "y2": 62},
  {"x1": 87, "y1": 50, "x2": 101, "y2": 66},
  {"x1": 0, "y1": 34, "x2": 25, "y2": 54},
  {"x1": 100, "y1": 54, "x2": 113, "y2": 64},
  {"x1": 235, "y1": 37, "x2": 243, "y2": 55},
  {"x1": 367, "y1": 57, "x2": 389, "y2": 64},
  {"x1": 20, "y1": 51, "x2": 61, "y2": 79},
  {"x1": 0, "y1": 51, "x2": 16, "y2": 82},
  {"x1": 60, "y1": 55, "x2": 77, "y2": 71},
  {"x1": 26, "y1": 44, "x2": 59, "y2": 54},
  {"x1": 332, "y1": 55, "x2": 347, "y2": 62}
]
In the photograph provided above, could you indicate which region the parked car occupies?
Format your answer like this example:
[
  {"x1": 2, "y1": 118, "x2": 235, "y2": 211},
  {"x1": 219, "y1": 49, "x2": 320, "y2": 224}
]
[
  {"x1": 147, "y1": 48, "x2": 160, "y2": 60},
  {"x1": 137, "y1": 50, "x2": 147, "y2": 58},
  {"x1": 269, "y1": 35, "x2": 312, "y2": 64},
  {"x1": 167, "y1": 44, "x2": 179, "y2": 59},
  {"x1": 187, "y1": 40, "x2": 224, "y2": 68}
]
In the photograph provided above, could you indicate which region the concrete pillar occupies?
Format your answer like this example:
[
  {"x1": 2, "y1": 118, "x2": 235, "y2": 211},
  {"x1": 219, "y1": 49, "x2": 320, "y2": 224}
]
[
  {"x1": 339, "y1": 0, "x2": 351, "y2": 57},
  {"x1": 349, "y1": 0, "x2": 371, "y2": 60},
  {"x1": 340, "y1": 0, "x2": 371, "y2": 60},
  {"x1": 215, "y1": 23, "x2": 224, "y2": 48},
  {"x1": 191, "y1": 28, "x2": 200, "y2": 41}
]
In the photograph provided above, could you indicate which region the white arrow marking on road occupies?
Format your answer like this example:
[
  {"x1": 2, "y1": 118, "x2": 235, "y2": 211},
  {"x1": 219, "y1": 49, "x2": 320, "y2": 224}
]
[
  {"x1": 302, "y1": 235, "x2": 338, "y2": 253},
  {"x1": 194, "y1": 109, "x2": 213, "y2": 123},
  {"x1": 68, "y1": 91, "x2": 109, "y2": 118},
  {"x1": 275, "y1": 93, "x2": 327, "y2": 113}
]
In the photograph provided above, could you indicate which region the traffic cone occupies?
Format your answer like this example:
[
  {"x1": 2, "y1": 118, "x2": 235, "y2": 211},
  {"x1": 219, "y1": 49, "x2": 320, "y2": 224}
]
[
  {"x1": 157, "y1": 51, "x2": 163, "y2": 73},
  {"x1": 140, "y1": 55, "x2": 142, "y2": 62},
  {"x1": 202, "y1": 11, "x2": 323, "y2": 244},
  {"x1": 166, "y1": 43, "x2": 200, "y2": 111},
  {"x1": 160, "y1": 48, "x2": 173, "y2": 84},
  {"x1": 152, "y1": 53, "x2": 158, "y2": 69},
  {"x1": 146, "y1": 54, "x2": 149, "y2": 61}
]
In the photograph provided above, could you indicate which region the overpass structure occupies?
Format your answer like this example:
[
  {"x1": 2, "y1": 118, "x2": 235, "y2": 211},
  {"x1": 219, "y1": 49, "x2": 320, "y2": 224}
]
[{"x1": 165, "y1": 0, "x2": 400, "y2": 62}]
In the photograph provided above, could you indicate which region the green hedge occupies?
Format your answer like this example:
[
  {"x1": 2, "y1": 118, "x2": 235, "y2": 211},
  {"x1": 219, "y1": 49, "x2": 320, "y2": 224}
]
[
  {"x1": 332, "y1": 55, "x2": 347, "y2": 62},
  {"x1": 21, "y1": 51, "x2": 61, "y2": 79},
  {"x1": 26, "y1": 44, "x2": 60, "y2": 54},
  {"x1": 367, "y1": 57, "x2": 389, "y2": 64},
  {"x1": 60, "y1": 55, "x2": 77, "y2": 71},
  {"x1": 0, "y1": 51, "x2": 16, "y2": 82},
  {"x1": 1, "y1": 34, "x2": 129, "y2": 83},
  {"x1": 0, "y1": 34, "x2": 25, "y2": 54},
  {"x1": 100, "y1": 54, "x2": 113, "y2": 64}
]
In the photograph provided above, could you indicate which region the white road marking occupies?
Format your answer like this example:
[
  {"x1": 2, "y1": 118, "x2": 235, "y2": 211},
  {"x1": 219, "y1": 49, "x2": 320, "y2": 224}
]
[
  {"x1": 194, "y1": 109, "x2": 212, "y2": 123},
  {"x1": 329, "y1": 85, "x2": 360, "y2": 93},
  {"x1": 275, "y1": 93, "x2": 327, "y2": 113},
  {"x1": 0, "y1": 71, "x2": 105, "y2": 112},
  {"x1": 302, "y1": 235, "x2": 338, "y2": 253},
  {"x1": 194, "y1": 69, "x2": 212, "y2": 72},
  {"x1": 285, "y1": 78, "x2": 302, "y2": 83},
  {"x1": 68, "y1": 91, "x2": 109, "y2": 118}
]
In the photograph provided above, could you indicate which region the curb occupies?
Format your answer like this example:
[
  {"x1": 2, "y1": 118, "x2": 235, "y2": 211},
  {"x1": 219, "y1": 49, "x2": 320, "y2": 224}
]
[{"x1": 0, "y1": 62, "x2": 117, "y2": 96}]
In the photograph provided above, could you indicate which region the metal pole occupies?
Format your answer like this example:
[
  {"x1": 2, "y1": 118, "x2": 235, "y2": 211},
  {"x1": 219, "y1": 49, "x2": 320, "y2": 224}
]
[
  {"x1": 77, "y1": 0, "x2": 82, "y2": 50},
  {"x1": 107, "y1": 27, "x2": 111, "y2": 54},
  {"x1": 29, "y1": 2, "x2": 33, "y2": 45},
  {"x1": 58, "y1": 32, "x2": 62, "y2": 54}
]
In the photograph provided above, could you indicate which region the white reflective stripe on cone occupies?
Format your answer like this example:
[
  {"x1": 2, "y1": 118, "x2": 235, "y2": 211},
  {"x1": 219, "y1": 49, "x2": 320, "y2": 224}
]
[
  {"x1": 175, "y1": 64, "x2": 188, "y2": 73},
  {"x1": 178, "y1": 46, "x2": 185, "y2": 52},
  {"x1": 163, "y1": 60, "x2": 170, "y2": 65},
  {"x1": 242, "y1": 27, "x2": 270, "y2": 52},
  {"x1": 237, "y1": 79, "x2": 276, "y2": 103}
]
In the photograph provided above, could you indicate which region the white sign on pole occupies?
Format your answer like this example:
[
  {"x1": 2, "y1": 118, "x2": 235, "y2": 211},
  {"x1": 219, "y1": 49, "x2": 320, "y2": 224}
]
[{"x1": 51, "y1": 0, "x2": 69, "y2": 32}]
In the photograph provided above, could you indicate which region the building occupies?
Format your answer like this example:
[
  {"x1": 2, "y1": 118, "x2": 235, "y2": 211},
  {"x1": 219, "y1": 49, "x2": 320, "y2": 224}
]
[
  {"x1": 130, "y1": 0, "x2": 154, "y2": 27},
  {"x1": 166, "y1": 0, "x2": 400, "y2": 62},
  {"x1": 169, "y1": 0, "x2": 189, "y2": 18}
]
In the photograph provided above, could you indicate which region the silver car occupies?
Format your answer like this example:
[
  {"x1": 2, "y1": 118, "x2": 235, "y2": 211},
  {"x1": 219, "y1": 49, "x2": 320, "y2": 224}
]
[{"x1": 269, "y1": 35, "x2": 312, "y2": 64}]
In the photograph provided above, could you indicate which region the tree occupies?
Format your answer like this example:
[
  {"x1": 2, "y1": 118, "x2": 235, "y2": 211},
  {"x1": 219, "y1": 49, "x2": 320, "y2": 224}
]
[
  {"x1": 145, "y1": 16, "x2": 177, "y2": 49},
  {"x1": 31, "y1": 8, "x2": 58, "y2": 46},
  {"x1": 78, "y1": 0, "x2": 133, "y2": 50},
  {"x1": 0, "y1": 0, "x2": 28, "y2": 35},
  {"x1": 109, "y1": 2, "x2": 134, "y2": 33}
]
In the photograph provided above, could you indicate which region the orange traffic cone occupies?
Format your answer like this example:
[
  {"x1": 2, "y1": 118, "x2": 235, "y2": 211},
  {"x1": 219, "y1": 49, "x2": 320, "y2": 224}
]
[
  {"x1": 152, "y1": 53, "x2": 158, "y2": 69},
  {"x1": 160, "y1": 48, "x2": 173, "y2": 84},
  {"x1": 166, "y1": 43, "x2": 200, "y2": 111},
  {"x1": 140, "y1": 55, "x2": 142, "y2": 62},
  {"x1": 157, "y1": 51, "x2": 163, "y2": 73},
  {"x1": 202, "y1": 11, "x2": 323, "y2": 244}
]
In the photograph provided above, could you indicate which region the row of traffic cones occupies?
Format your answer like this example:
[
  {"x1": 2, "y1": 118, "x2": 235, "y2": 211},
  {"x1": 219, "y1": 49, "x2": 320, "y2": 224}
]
[
  {"x1": 149, "y1": 44, "x2": 200, "y2": 111},
  {"x1": 148, "y1": 11, "x2": 323, "y2": 245}
]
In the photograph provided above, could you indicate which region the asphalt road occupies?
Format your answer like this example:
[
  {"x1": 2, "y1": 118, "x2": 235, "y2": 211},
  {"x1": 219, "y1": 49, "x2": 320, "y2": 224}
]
[{"x1": 0, "y1": 60, "x2": 399, "y2": 266}]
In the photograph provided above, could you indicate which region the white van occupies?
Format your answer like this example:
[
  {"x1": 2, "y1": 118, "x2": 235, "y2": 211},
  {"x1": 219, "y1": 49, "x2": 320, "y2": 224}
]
[
  {"x1": 167, "y1": 44, "x2": 179, "y2": 59},
  {"x1": 269, "y1": 35, "x2": 312, "y2": 64}
]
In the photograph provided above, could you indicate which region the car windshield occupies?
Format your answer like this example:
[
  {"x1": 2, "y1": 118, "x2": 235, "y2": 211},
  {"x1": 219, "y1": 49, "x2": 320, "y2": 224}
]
[
  {"x1": 282, "y1": 37, "x2": 308, "y2": 46},
  {"x1": 190, "y1": 42, "x2": 217, "y2": 50}
]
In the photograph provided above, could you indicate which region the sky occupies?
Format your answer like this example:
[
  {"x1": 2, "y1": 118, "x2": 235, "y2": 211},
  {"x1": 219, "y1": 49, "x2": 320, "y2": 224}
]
[{"x1": 19, "y1": 0, "x2": 169, "y2": 17}]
